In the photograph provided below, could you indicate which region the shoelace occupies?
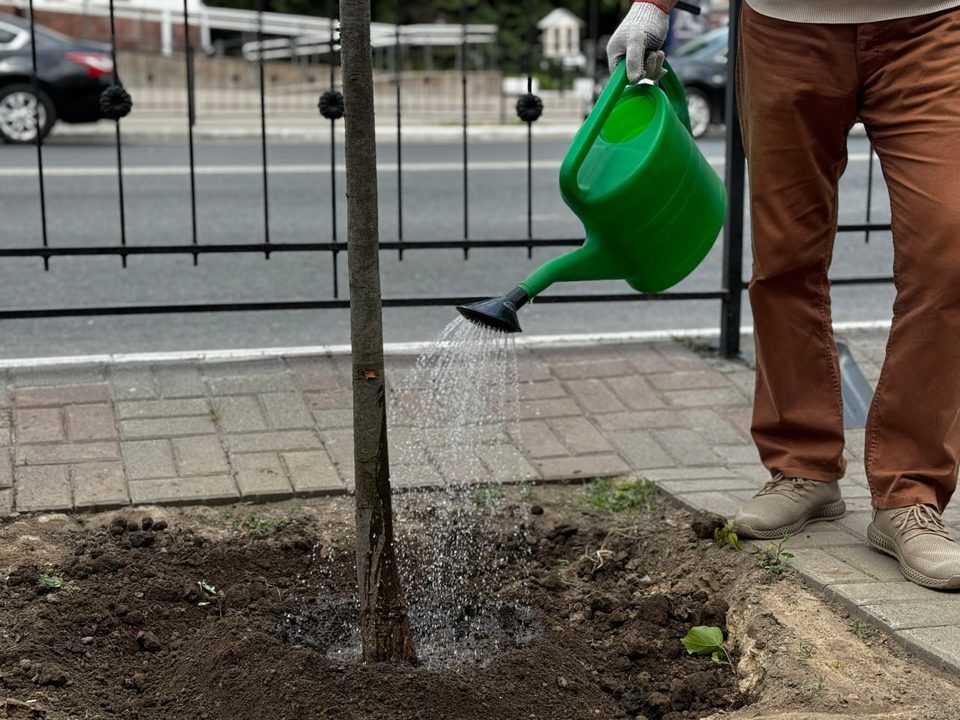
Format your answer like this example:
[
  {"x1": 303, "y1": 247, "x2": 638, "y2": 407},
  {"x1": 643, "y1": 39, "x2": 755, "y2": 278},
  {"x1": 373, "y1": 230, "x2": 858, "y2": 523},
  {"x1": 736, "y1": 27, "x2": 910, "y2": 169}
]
[
  {"x1": 756, "y1": 473, "x2": 817, "y2": 502},
  {"x1": 892, "y1": 504, "x2": 954, "y2": 543}
]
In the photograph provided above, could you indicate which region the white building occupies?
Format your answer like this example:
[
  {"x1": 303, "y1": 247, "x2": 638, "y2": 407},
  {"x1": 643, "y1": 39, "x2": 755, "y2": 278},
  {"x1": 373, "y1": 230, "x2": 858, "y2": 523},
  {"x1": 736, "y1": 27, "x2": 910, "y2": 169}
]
[{"x1": 537, "y1": 8, "x2": 585, "y2": 69}]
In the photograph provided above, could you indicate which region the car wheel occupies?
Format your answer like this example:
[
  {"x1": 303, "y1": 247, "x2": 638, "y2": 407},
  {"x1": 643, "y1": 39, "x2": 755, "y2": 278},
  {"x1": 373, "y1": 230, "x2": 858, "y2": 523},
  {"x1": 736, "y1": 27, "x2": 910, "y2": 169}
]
[
  {"x1": 684, "y1": 87, "x2": 711, "y2": 139},
  {"x1": 0, "y1": 84, "x2": 56, "y2": 144}
]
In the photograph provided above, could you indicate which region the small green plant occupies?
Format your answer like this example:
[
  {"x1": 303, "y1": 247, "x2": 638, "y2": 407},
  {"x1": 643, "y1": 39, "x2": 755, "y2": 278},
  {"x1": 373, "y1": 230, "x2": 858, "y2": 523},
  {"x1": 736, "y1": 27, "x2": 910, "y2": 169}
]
[
  {"x1": 36, "y1": 569, "x2": 63, "y2": 591},
  {"x1": 851, "y1": 620, "x2": 870, "y2": 639},
  {"x1": 470, "y1": 484, "x2": 503, "y2": 507},
  {"x1": 806, "y1": 674, "x2": 827, "y2": 697},
  {"x1": 196, "y1": 579, "x2": 219, "y2": 607},
  {"x1": 714, "y1": 524, "x2": 742, "y2": 551},
  {"x1": 681, "y1": 626, "x2": 735, "y2": 672},
  {"x1": 222, "y1": 509, "x2": 288, "y2": 538},
  {"x1": 755, "y1": 536, "x2": 795, "y2": 580},
  {"x1": 798, "y1": 642, "x2": 815, "y2": 658},
  {"x1": 518, "y1": 484, "x2": 537, "y2": 503},
  {"x1": 582, "y1": 477, "x2": 657, "y2": 513}
]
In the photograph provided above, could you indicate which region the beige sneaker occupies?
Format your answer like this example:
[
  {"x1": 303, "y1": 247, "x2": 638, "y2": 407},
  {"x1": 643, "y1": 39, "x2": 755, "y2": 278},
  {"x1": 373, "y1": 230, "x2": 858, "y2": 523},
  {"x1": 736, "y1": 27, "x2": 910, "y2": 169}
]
[
  {"x1": 868, "y1": 505, "x2": 960, "y2": 590},
  {"x1": 732, "y1": 473, "x2": 846, "y2": 539}
]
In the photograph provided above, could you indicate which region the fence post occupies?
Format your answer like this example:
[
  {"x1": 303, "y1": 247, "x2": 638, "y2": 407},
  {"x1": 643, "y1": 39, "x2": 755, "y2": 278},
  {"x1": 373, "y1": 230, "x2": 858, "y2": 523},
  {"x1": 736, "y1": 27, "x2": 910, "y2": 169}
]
[{"x1": 719, "y1": 0, "x2": 745, "y2": 359}]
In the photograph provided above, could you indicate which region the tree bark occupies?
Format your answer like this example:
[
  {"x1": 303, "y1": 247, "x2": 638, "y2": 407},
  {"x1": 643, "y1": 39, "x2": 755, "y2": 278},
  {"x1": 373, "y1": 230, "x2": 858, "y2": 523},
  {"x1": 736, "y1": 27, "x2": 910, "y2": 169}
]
[{"x1": 340, "y1": 0, "x2": 417, "y2": 664}]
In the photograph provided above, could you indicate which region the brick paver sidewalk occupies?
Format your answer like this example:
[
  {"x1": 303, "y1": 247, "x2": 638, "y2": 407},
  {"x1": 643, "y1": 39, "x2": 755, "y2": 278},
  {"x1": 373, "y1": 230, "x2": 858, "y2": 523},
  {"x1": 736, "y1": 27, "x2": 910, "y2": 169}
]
[{"x1": 2, "y1": 329, "x2": 959, "y2": 673}]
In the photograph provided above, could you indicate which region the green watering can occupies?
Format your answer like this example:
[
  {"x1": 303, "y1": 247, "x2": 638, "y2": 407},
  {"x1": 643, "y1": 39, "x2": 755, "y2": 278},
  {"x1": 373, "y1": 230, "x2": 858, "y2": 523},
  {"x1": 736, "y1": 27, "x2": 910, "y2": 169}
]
[{"x1": 458, "y1": 60, "x2": 727, "y2": 333}]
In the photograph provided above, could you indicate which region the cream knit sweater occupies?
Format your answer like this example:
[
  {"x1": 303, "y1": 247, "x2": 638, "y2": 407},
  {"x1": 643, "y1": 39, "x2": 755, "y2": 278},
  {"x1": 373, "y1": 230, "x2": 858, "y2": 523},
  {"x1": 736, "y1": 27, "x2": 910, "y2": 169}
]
[{"x1": 745, "y1": 0, "x2": 960, "y2": 23}]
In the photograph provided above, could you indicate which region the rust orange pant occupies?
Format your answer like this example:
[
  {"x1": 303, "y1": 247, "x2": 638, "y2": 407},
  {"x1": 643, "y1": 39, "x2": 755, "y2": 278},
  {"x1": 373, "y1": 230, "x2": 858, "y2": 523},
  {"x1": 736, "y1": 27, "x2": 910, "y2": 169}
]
[{"x1": 739, "y1": 5, "x2": 960, "y2": 510}]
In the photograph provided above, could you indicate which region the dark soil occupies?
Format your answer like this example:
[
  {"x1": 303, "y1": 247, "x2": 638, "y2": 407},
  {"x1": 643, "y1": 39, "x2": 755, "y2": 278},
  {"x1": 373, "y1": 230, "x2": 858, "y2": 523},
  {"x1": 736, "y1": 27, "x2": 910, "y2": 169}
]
[{"x1": 0, "y1": 488, "x2": 751, "y2": 720}]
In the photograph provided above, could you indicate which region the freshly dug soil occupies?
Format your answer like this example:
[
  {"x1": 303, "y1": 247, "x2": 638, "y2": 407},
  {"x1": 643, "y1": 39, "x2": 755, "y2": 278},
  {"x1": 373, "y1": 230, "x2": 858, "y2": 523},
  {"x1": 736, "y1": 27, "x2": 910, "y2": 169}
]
[{"x1": 1, "y1": 486, "x2": 959, "y2": 720}]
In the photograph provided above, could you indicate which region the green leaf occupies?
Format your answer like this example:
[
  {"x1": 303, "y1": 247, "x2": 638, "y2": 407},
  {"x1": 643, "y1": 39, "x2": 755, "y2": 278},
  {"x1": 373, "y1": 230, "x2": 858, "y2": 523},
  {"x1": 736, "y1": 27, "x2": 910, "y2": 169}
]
[
  {"x1": 711, "y1": 650, "x2": 723, "y2": 664},
  {"x1": 681, "y1": 626, "x2": 724, "y2": 656},
  {"x1": 198, "y1": 580, "x2": 217, "y2": 596}
]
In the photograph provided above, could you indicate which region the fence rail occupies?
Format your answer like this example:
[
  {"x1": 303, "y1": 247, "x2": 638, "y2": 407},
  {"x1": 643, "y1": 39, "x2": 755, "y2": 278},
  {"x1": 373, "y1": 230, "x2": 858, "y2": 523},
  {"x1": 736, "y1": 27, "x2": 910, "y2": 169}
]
[{"x1": 8, "y1": 0, "x2": 893, "y2": 359}]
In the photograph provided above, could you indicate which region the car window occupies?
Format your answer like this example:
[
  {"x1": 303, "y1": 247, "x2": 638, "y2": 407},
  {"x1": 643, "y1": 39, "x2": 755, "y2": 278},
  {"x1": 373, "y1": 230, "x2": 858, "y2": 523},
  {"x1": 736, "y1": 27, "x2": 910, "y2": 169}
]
[
  {"x1": 0, "y1": 26, "x2": 18, "y2": 46},
  {"x1": 671, "y1": 27, "x2": 728, "y2": 58}
]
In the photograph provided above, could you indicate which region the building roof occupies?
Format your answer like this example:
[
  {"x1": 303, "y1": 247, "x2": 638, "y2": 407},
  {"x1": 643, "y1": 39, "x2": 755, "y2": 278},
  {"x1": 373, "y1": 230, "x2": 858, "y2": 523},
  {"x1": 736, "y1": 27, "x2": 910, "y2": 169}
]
[{"x1": 537, "y1": 8, "x2": 584, "y2": 30}]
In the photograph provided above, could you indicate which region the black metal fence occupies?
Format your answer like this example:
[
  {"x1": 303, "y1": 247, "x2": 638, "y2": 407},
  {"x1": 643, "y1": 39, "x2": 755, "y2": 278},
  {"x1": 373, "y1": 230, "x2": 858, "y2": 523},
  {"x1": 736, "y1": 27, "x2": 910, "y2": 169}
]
[{"x1": 8, "y1": 0, "x2": 892, "y2": 358}]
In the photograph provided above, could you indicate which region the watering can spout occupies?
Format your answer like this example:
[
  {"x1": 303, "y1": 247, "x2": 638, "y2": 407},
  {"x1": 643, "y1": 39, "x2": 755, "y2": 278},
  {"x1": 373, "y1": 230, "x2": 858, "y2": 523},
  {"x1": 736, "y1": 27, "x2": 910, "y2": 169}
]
[{"x1": 457, "y1": 287, "x2": 529, "y2": 333}]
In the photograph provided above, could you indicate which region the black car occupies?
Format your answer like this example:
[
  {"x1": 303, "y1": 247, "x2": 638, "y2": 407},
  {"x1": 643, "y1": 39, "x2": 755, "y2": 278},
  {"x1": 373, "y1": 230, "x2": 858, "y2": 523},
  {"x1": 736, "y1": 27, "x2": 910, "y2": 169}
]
[
  {"x1": 0, "y1": 12, "x2": 117, "y2": 143},
  {"x1": 666, "y1": 26, "x2": 728, "y2": 138}
]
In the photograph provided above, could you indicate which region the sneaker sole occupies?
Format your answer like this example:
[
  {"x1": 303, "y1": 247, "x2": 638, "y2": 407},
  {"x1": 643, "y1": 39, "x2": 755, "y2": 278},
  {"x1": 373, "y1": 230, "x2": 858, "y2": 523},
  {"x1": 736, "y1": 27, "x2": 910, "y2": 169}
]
[
  {"x1": 736, "y1": 499, "x2": 847, "y2": 540},
  {"x1": 867, "y1": 523, "x2": 960, "y2": 591}
]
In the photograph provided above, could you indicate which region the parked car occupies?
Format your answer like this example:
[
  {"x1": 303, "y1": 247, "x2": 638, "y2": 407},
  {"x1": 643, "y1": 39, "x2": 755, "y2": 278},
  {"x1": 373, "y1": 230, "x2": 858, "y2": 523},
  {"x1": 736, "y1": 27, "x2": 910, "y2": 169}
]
[
  {"x1": 666, "y1": 26, "x2": 728, "y2": 138},
  {"x1": 0, "y1": 12, "x2": 117, "y2": 144},
  {"x1": 586, "y1": 26, "x2": 728, "y2": 139}
]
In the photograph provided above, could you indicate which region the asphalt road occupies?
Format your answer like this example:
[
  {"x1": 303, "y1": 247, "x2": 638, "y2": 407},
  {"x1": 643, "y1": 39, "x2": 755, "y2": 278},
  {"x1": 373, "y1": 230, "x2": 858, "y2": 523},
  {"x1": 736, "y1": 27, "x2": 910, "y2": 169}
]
[{"x1": 0, "y1": 135, "x2": 894, "y2": 359}]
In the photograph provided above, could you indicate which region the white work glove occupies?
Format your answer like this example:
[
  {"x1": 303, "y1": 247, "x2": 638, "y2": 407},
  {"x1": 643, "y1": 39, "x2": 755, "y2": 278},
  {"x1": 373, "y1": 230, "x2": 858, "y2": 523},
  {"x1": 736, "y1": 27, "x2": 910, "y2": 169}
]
[{"x1": 606, "y1": 1, "x2": 670, "y2": 84}]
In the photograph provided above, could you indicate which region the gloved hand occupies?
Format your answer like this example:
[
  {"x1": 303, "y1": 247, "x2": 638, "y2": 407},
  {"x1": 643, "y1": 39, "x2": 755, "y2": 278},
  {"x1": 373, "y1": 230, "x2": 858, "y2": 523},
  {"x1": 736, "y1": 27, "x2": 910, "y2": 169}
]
[{"x1": 606, "y1": 1, "x2": 672, "y2": 84}]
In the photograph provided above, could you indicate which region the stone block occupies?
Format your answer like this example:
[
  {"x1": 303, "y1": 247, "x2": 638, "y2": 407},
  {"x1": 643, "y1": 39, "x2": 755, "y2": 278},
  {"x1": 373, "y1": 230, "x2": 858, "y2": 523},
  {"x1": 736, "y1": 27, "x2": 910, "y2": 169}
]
[
  {"x1": 653, "y1": 428, "x2": 722, "y2": 466},
  {"x1": 109, "y1": 368, "x2": 158, "y2": 400},
  {"x1": 662, "y1": 387, "x2": 747, "y2": 408},
  {"x1": 563, "y1": 379, "x2": 625, "y2": 414},
  {"x1": 550, "y1": 417, "x2": 613, "y2": 455},
  {"x1": 534, "y1": 454, "x2": 628, "y2": 482},
  {"x1": 123, "y1": 440, "x2": 176, "y2": 480},
  {"x1": 647, "y1": 371, "x2": 731, "y2": 391},
  {"x1": 154, "y1": 366, "x2": 206, "y2": 397},
  {"x1": 120, "y1": 416, "x2": 217, "y2": 440},
  {"x1": 551, "y1": 359, "x2": 634, "y2": 380},
  {"x1": 116, "y1": 398, "x2": 209, "y2": 420},
  {"x1": 14, "y1": 384, "x2": 109, "y2": 408},
  {"x1": 519, "y1": 380, "x2": 567, "y2": 401},
  {"x1": 212, "y1": 396, "x2": 267, "y2": 433},
  {"x1": 173, "y1": 436, "x2": 229, "y2": 476},
  {"x1": 72, "y1": 461, "x2": 128, "y2": 509},
  {"x1": 231, "y1": 453, "x2": 293, "y2": 499},
  {"x1": 224, "y1": 431, "x2": 322, "y2": 454},
  {"x1": 206, "y1": 373, "x2": 296, "y2": 395},
  {"x1": 607, "y1": 430, "x2": 673, "y2": 470},
  {"x1": 519, "y1": 398, "x2": 582, "y2": 420},
  {"x1": 862, "y1": 602, "x2": 960, "y2": 631},
  {"x1": 65, "y1": 404, "x2": 118, "y2": 441},
  {"x1": 16, "y1": 465, "x2": 71, "y2": 511},
  {"x1": 14, "y1": 408, "x2": 65, "y2": 443},
  {"x1": 259, "y1": 391, "x2": 314, "y2": 430},
  {"x1": 593, "y1": 410, "x2": 682, "y2": 432},
  {"x1": 282, "y1": 450, "x2": 344, "y2": 493},
  {"x1": 17, "y1": 442, "x2": 120, "y2": 466},
  {"x1": 510, "y1": 421, "x2": 568, "y2": 459},
  {"x1": 604, "y1": 376, "x2": 666, "y2": 411},
  {"x1": 128, "y1": 475, "x2": 239, "y2": 505}
]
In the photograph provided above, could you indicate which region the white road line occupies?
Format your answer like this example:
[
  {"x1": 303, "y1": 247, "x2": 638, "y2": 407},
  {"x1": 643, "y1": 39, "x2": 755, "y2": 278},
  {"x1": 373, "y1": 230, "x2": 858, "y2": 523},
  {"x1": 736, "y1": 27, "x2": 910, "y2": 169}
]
[
  {"x1": 0, "y1": 153, "x2": 875, "y2": 179},
  {"x1": 0, "y1": 319, "x2": 891, "y2": 369}
]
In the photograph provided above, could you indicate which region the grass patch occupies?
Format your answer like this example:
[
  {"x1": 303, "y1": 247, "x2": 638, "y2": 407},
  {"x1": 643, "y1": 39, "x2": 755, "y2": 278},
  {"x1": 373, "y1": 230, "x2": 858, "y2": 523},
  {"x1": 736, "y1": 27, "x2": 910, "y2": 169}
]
[
  {"x1": 222, "y1": 509, "x2": 290, "y2": 538},
  {"x1": 582, "y1": 477, "x2": 657, "y2": 513}
]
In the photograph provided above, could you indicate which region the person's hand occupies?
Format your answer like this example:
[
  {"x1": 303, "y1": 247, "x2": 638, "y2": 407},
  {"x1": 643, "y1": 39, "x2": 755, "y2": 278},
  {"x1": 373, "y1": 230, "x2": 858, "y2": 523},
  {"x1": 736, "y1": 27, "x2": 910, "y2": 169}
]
[{"x1": 606, "y1": 1, "x2": 671, "y2": 84}]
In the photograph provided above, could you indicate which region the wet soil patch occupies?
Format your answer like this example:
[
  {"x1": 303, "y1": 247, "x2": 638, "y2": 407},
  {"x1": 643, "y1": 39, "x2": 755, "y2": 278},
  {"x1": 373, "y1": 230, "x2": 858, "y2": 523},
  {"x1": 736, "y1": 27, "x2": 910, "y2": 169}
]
[{"x1": 0, "y1": 489, "x2": 750, "y2": 720}]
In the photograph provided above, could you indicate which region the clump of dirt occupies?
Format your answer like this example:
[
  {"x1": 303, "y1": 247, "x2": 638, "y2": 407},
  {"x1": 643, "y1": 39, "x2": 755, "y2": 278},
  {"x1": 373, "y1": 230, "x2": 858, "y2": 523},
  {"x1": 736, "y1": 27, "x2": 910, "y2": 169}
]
[{"x1": 0, "y1": 487, "x2": 959, "y2": 720}]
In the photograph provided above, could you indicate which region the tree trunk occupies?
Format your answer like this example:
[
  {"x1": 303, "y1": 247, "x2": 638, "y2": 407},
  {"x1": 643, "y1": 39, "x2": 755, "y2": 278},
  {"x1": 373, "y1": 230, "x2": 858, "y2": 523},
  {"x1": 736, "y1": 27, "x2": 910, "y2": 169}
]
[{"x1": 340, "y1": 0, "x2": 417, "y2": 664}]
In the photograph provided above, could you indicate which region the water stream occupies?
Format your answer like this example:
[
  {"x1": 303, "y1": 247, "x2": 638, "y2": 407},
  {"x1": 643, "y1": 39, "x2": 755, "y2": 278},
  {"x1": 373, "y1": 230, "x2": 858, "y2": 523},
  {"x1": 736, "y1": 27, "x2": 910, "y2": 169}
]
[
  {"x1": 389, "y1": 316, "x2": 533, "y2": 668},
  {"x1": 282, "y1": 316, "x2": 536, "y2": 668}
]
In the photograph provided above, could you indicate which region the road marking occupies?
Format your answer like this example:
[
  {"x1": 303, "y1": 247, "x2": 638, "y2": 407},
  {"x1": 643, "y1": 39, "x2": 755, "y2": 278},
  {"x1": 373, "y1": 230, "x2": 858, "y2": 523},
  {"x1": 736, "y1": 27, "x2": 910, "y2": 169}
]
[
  {"x1": 0, "y1": 153, "x2": 876, "y2": 178},
  {"x1": 0, "y1": 319, "x2": 891, "y2": 369}
]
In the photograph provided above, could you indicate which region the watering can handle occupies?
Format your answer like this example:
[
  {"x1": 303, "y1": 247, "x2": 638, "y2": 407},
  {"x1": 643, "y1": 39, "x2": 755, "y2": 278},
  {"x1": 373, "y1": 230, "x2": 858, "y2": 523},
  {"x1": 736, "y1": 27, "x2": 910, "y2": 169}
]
[{"x1": 560, "y1": 59, "x2": 692, "y2": 200}]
